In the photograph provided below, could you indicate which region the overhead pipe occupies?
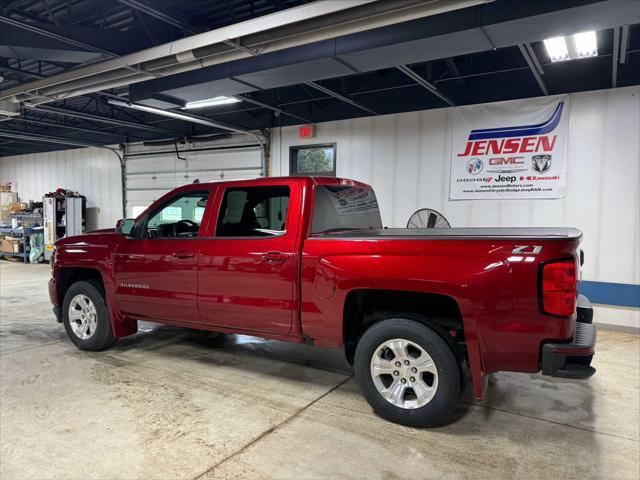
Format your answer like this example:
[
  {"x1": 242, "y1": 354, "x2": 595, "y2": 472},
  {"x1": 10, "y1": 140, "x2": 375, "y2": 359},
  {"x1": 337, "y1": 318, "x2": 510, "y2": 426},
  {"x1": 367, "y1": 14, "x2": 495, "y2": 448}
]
[
  {"x1": 0, "y1": 0, "x2": 375, "y2": 101},
  {"x1": 1, "y1": 0, "x2": 490, "y2": 105}
]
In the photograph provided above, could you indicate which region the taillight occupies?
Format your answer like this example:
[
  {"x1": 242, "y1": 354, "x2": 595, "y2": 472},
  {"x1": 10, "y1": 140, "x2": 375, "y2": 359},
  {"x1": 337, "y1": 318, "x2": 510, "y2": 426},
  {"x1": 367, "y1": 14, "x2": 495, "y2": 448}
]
[{"x1": 541, "y1": 258, "x2": 577, "y2": 317}]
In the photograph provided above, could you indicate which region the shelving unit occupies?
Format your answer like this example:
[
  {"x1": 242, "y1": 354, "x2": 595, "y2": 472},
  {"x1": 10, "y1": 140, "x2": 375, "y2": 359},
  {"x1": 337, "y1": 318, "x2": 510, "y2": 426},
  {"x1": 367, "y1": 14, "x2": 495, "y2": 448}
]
[{"x1": 43, "y1": 195, "x2": 85, "y2": 261}]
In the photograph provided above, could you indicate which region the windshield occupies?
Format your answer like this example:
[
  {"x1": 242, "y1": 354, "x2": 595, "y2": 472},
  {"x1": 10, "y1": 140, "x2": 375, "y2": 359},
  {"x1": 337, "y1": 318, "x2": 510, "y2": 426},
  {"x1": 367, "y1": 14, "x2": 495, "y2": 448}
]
[{"x1": 311, "y1": 185, "x2": 382, "y2": 234}]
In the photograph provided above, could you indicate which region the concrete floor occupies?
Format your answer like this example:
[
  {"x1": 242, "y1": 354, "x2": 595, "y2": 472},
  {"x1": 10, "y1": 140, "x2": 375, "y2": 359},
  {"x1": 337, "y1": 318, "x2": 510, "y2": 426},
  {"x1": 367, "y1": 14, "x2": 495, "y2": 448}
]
[{"x1": 1, "y1": 260, "x2": 638, "y2": 480}]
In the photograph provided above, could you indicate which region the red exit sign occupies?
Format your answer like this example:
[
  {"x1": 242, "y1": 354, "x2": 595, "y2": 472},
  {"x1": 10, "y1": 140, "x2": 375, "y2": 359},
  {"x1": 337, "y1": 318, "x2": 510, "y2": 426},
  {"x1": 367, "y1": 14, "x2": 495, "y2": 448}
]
[{"x1": 299, "y1": 124, "x2": 314, "y2": 139}]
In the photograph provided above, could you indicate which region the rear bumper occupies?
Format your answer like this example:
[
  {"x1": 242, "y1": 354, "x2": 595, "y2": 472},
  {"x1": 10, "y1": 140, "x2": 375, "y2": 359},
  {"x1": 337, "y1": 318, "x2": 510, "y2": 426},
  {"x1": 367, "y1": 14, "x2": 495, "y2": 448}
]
[{"x1": 541, "y1": 295, "x2": 596, "y2": 379}]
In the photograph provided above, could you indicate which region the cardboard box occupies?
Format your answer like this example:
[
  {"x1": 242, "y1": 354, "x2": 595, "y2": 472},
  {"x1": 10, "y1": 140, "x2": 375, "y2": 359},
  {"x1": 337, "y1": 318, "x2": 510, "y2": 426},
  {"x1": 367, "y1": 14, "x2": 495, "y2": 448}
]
[
  {"x1": 0, "y1": 192, "x2": 17, "y2": 207},
  {"x1": 9, "y1": 202, "x2": 25, "y2": 214},
  {"x1": 1, "y1": 238, "x2": 22, "y2": 254},
  {"x1": 0, "y1": 206, "x2": 11, "y2": 226}
]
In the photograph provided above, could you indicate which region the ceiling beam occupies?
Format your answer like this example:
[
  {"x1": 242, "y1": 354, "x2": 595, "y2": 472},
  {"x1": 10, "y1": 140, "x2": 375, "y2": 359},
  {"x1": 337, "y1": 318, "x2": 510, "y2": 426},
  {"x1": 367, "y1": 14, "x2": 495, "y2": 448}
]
[
  {"x1": 0, "y1": 143, "x2": 52, "y2": 154},
  {"x1": 0, "y1": 63, "x2": 45, "y2": 79},
  {"x1": 8, "y1": 115, "x2": 146, "y2": 140},
  {"x1": 444, "y1": 58, "x2": 465, "y2": 88},
  {"x1": 524, "y1": 43, "x2": 544, "y2": 75},
  {"x1": 620, "y1": 24, "x2": 629, "y2": 64},
  {"x1": 1, "y1": 0, "x2": 31, "y2": 14},
  {"x1": 117, "y1": 0, "x2": 201, "y2": 35},
  {"x1": 305, "y1": 81, "x2": 377, "y2": 115},
  {"x1": 517, "y1": 44, "x2": 548, "y2": 96},
  {"x1": 0, "y1": 128, "x2": 116, "y2": 149},
  {"x1": 396, "y1": 65, "x2": 454, "y2": 106},
  {"x1": 612, "y1": 27, "x2": 620, "y2": 88},
  {"x1": 26, "y1": 104, "x2": 184, "y2": 136},
  {"x1": 0, "y1": 15, "x2": 115, "y2": 59},
  {"x1": 235, "y1": 94, "x2": 313, "y2": 124}
]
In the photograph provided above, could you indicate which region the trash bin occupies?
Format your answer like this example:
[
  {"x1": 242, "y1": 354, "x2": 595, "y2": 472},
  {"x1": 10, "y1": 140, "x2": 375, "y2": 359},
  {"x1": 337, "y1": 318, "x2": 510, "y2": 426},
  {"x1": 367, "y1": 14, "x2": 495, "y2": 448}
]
[{"x1": 29, "y1": 232, "x2": 44, "y2": 264}]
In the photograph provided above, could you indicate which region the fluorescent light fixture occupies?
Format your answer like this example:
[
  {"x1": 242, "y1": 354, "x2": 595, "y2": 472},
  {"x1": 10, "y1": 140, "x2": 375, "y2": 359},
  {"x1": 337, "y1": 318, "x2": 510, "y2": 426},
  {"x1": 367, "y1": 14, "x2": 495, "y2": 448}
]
[
  {"x1": 184, "y1": 96, "x2": 241, "y2": 109},
  {"x1": 106, "y1": 98, "x2": 252, "y2": 135},
  {"x1": 572, "y1": 31, "x2": 597, "y2": 58},
  {"x1": 543, "y1": 36, "x2": 570, "y2": 62},
  {"x1": 544, "y1": 31, "x2": 597, "y2": 62}
]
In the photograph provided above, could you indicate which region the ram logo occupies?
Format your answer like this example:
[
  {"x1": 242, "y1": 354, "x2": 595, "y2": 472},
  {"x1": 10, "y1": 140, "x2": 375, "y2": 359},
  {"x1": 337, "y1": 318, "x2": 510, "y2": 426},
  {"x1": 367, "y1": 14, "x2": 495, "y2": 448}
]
[{"x1": 531, "y1": 155, "x2": 552, "y2": 174}]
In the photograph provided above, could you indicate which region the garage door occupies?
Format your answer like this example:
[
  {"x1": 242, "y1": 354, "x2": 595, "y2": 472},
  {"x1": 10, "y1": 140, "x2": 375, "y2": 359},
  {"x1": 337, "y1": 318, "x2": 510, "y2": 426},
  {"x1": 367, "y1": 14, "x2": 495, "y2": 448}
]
[{"x1": 124, "y1": 139, "x2": 263, "y2": 217}]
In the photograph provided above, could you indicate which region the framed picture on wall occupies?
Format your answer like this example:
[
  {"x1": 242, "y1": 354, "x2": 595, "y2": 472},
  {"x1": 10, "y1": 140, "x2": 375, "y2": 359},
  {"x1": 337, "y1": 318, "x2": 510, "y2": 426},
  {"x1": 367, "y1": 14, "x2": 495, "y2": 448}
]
[{"x1": 290, "y1": 144, "x2": 336, "y2": 176}]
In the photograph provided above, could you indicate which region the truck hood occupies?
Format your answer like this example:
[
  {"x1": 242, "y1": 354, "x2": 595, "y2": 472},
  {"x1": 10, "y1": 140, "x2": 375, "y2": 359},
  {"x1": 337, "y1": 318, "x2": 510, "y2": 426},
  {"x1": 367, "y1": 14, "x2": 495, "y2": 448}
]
[
  {"x1": 84, "y1": 228, "x2": 115, "y2": 235},
  {"x1": 55, "y1": 229, "x2": 120, "y2": 248}
]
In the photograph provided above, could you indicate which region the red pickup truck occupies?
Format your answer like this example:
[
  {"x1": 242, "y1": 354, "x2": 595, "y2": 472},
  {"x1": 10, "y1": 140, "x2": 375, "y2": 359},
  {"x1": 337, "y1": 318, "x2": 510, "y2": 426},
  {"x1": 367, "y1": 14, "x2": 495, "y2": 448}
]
[{"x1": 49, "y1": 176, "x2": 596, "y2": 427}]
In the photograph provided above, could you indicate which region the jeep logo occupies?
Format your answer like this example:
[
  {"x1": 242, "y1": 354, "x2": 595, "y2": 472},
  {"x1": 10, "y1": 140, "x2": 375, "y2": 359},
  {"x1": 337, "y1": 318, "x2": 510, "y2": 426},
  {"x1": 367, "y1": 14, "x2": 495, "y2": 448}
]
[{"x1": 495, "y1": 175, "x2": 517, "y2": 183}]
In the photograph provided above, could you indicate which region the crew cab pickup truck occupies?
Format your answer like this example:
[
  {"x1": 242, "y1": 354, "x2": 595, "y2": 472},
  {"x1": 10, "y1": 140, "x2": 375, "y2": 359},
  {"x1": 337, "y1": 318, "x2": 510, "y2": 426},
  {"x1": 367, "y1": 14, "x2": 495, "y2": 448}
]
[{"x1": 49, "y1": 176, "x2": 596, "y2": 427}]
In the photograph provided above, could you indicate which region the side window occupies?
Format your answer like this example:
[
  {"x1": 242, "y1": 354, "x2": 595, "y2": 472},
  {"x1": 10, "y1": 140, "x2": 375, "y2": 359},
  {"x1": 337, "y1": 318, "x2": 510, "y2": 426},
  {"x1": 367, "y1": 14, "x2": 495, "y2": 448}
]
[
  {"x1": 146, "y1": 190, "x2": 209, "y2": 238},
  {"x1": 216, "y1": 186, "x2": 290, "y2": 237}
]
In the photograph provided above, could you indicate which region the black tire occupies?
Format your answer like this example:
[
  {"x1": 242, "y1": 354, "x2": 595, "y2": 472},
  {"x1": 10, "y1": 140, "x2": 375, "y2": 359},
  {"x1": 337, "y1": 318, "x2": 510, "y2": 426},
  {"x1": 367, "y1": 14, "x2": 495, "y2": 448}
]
[
  {"x1": 354, "y1": 317, "x2": 462, "y2": 427},
  {"x1": 62, "y1": 280, "x2": 117, "y2": 351}
]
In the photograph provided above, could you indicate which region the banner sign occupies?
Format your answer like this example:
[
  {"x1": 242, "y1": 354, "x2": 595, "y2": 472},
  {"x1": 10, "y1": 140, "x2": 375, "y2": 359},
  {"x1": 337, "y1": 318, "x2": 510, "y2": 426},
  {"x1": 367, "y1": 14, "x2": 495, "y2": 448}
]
[{"x1": 450, "y1": 95, "x2": 569, "y2": 200}]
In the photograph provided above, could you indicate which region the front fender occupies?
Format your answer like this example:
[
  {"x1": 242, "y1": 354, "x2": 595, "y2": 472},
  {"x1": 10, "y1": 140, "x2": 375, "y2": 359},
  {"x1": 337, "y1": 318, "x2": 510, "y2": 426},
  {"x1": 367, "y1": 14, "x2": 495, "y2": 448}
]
[{"x1": 54, "y1": 237, "x2": 137, "y2": 338}]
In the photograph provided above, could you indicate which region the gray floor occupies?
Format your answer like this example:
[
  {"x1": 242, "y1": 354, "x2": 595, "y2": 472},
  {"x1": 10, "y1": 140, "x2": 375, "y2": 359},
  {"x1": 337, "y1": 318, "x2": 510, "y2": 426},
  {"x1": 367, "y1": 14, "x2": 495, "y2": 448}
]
[{"x1": 1, "y1": 260, "x2": 638, "y2": 480}]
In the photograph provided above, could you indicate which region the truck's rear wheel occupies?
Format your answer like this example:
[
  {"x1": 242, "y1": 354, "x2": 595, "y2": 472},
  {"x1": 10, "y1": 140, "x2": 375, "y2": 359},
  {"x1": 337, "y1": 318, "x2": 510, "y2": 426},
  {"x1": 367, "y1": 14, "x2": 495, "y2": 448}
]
[
  {"x1": 62, "y1": 280, "x2": 116, "y2": 351},
  {"x1": 354, "y1": 317, "x2": 461, "y2": 427}
]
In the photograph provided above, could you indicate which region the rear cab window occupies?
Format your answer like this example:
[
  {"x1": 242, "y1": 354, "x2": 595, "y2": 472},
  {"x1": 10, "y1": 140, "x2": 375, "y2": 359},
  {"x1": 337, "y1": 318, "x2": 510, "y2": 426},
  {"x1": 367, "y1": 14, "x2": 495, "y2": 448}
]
[
  {"x1": 216, "y1": 186, "x2": 290, "y2": 237},
  {"x1": 311, "y1": 185, "x2": 382, "y2": 234}
]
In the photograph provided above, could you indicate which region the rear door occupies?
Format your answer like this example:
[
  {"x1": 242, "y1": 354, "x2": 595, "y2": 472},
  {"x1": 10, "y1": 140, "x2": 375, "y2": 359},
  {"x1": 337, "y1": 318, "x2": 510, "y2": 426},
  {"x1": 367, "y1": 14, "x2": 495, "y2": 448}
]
[
  {"x1": 114, "y1": 187, "x2": 214, "y2": 324},
  {"x1": 197, "y1": 180, "x2": 301, "y2": 334}
]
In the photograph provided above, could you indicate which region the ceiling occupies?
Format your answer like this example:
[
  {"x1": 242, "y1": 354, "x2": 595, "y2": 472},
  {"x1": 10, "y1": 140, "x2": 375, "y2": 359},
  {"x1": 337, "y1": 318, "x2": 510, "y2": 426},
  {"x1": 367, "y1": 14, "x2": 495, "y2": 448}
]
[{"x1": 0, "y1": 0, "x2": 639, "y2": 156}]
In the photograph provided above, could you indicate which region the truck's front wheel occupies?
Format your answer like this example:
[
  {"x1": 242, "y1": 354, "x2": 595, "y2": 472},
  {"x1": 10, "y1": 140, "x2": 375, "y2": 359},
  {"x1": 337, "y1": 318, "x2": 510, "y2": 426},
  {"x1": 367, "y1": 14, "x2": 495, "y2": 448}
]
[
  {"x1": 354, "y1": 318, "x2": 462, "y2": 427},
  {"x1": 63, "y1": 280, "x2": 116, "y2": 351}
]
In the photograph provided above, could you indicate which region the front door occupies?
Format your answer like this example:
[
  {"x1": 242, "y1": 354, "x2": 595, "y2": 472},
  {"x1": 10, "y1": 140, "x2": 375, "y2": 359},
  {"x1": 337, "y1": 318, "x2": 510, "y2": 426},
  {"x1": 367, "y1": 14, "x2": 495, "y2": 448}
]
[
  {"x1": 114, "y1": 188, "x2": 212, "y2": 324},
  {"x1": 197, "y1": 181, "x2": 300, "y2": 334}
]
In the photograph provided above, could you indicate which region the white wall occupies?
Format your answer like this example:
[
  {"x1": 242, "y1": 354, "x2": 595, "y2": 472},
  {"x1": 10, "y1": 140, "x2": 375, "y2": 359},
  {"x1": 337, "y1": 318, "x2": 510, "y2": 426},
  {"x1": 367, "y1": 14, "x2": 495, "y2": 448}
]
[
  {"x1": 272, "y1": 86, "x2": 640, "y2": 289},
  {"x1": 0, "y1": 147, "x2": 123, "y2": 229}
]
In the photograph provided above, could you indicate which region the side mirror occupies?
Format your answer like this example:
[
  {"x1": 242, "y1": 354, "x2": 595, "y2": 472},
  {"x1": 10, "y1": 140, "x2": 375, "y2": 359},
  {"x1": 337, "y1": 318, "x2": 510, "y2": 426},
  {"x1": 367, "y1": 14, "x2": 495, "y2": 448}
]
[{"x1": 116, "y1": 218, "x2": 136, "y2": 236}]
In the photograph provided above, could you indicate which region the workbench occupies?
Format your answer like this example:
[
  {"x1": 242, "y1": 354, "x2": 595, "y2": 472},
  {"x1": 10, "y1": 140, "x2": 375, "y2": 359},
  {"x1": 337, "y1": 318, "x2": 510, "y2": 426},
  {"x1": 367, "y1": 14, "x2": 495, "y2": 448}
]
[{"x1": 0, "y1": 226, "x2": 44, "y2": 264}]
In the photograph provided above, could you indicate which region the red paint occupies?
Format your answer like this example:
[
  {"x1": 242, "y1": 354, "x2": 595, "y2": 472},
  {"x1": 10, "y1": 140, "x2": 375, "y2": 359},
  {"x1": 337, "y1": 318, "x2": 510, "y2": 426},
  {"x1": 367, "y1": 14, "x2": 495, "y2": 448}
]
[
  {"x1": 458, "y1": 135, "x2": 558, "y2": 157},
  {"x1": 50, "y1": 176, "x2": 585, "y2": 400}
]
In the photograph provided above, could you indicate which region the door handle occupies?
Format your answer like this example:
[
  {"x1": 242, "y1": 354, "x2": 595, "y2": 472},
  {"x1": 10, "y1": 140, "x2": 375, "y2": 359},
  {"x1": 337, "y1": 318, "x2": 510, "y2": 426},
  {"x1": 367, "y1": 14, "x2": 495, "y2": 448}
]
[
  {"x1": 261, "y1": 251, "x2": 289, "y2": 263},
  {"x1": 172, "y1": 250, "x2": 195, "y2": 259}
]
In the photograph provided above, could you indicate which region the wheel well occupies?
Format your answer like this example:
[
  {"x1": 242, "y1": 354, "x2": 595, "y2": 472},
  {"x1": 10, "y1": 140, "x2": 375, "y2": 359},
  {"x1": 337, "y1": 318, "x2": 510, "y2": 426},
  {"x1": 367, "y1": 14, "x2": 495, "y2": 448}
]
[
  {"x1": 58, "y1": 268, "x2": 104, "y2": 305},
  {"x1": 343, "y1": 289, "x2": 465, "y2": 364}
]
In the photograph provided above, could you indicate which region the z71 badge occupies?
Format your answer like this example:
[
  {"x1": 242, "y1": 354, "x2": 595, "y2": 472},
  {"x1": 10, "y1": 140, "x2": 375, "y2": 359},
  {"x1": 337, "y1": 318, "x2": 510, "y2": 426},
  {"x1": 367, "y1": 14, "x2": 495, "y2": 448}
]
[{"x1": 512, "y1": 245, "x2": 543, "y2": 255}]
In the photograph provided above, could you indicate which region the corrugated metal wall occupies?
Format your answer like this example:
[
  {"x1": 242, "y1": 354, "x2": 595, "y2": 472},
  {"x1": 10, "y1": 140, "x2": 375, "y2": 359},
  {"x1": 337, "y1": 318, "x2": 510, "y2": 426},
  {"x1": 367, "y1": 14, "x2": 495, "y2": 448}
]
[
  {"x1": 0, "y1": 147, "x2": 122, "y2": 230},
  {"x1": 272, "y1": 86, "x2": 640, "y2": 288}
]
